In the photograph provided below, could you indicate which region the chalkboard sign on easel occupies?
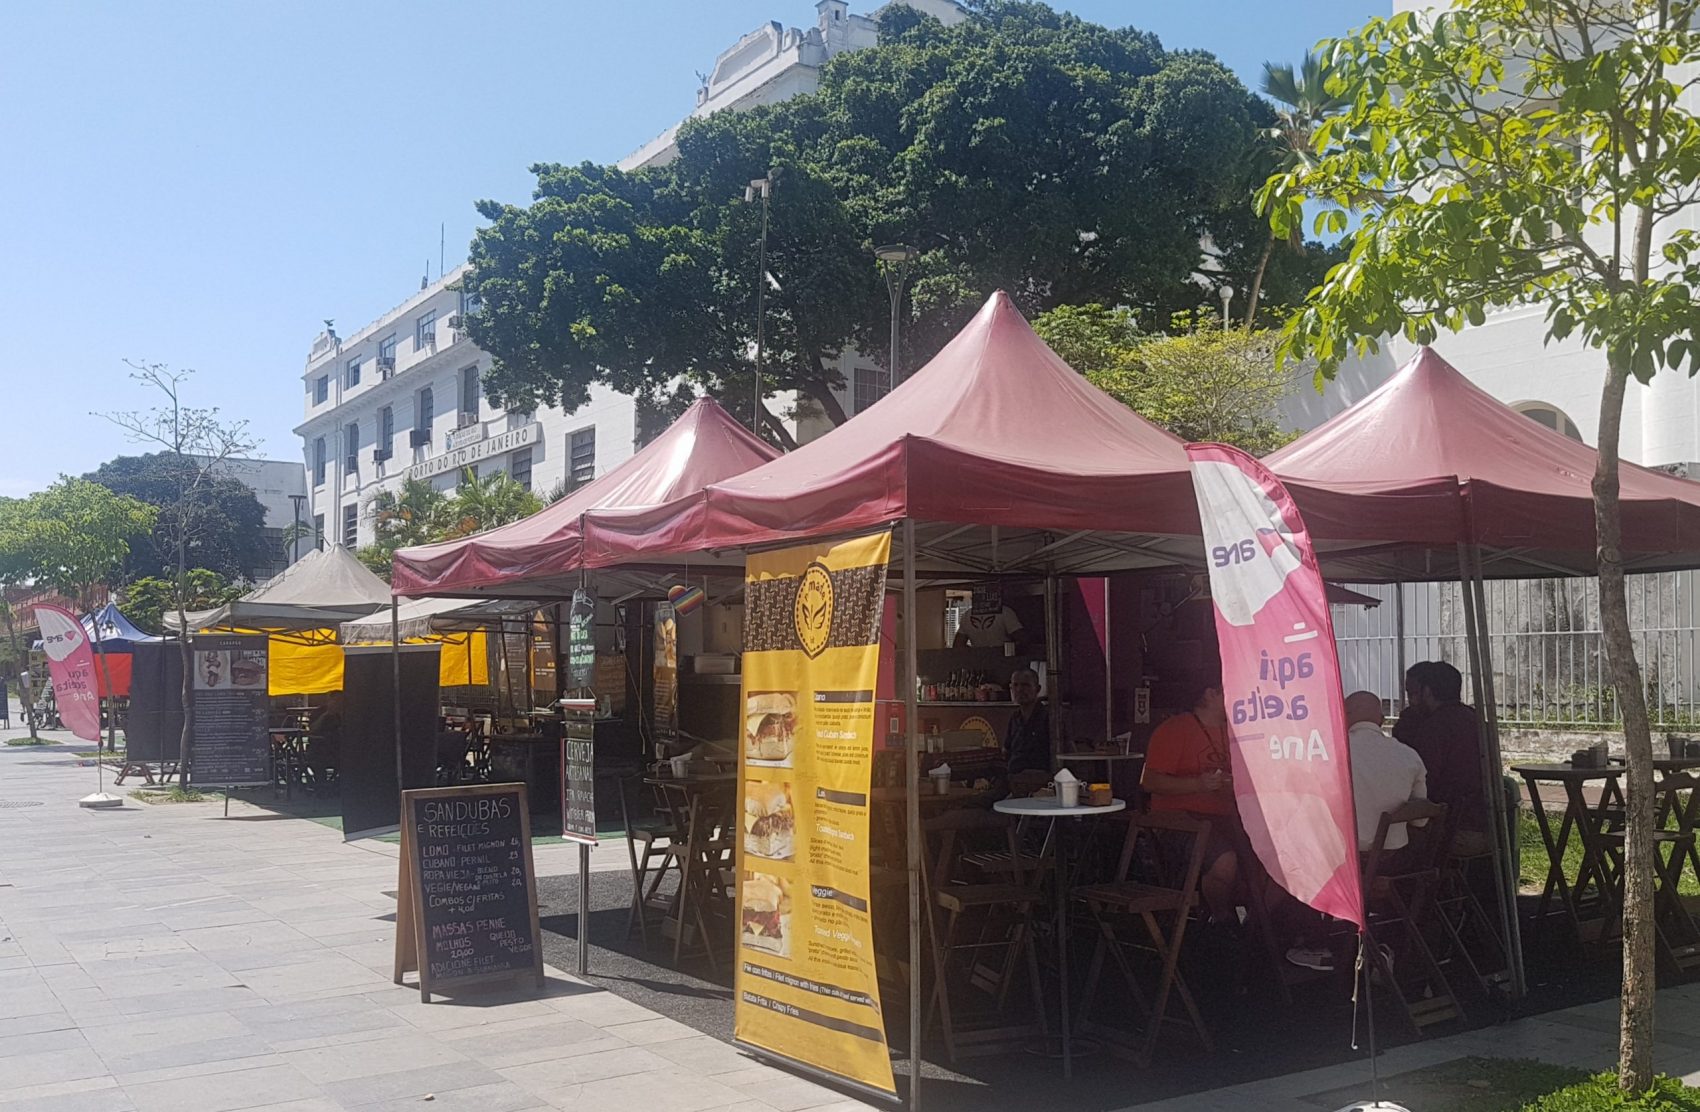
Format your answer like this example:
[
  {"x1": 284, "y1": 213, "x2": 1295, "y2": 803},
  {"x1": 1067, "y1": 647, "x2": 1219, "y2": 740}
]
[{"x1": 393, "y1": 782, "x2": 545, "y2": 1002}]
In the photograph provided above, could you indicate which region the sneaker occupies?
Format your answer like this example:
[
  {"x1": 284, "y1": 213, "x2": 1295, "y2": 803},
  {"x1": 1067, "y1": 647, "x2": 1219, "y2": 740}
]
[{"x1": 1286, "y1": 945, "x2": 1335, "y2": 971}]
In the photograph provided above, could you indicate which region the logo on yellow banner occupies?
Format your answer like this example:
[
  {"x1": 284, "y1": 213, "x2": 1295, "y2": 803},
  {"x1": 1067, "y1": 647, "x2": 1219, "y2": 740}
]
[{"x1": 793, "y1": 561, "x2": 834, "y2": 659}]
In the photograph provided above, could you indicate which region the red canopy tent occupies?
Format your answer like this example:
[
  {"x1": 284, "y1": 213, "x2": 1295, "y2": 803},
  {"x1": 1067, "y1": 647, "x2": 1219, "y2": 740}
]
[
  {"x1": 581, "y1": 291, "x2": 1205, "y2": 576},
  {"x1": 1267, "y1": 346, "x2": 1700, "y2": 581},
  {"x1": 391, "y1": 397, "x2": 779, "y2": 598}
]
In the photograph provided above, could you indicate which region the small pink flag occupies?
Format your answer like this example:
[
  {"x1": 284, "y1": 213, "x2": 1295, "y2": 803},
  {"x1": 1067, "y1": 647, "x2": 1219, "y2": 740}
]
[
  {"x1": 35, "y1": 604, "x2": 103, "y2": 743},
  {"x1": 1186, "y1": 444, "x2": 1364, "y2": 929}
]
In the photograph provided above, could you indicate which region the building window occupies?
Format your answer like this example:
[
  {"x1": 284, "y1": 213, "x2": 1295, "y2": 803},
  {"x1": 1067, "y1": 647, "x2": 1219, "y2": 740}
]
[
  {"x1": 459, "y1": 365, "x2": 481, "y2": 426},
  {"x1": 346, "y1": 357, "x2": 361, "y2": 389},
  {"x1": 313, "y1": 375, "x2": 329, "y2": 405},
  {"x1": 416, "y1": 310, "x2": 437, "y2": 352},
  {"x1": 459, "y1": 286, "x2": 481, "y2": 317},
  {"x1": 853, "y1": 366, "x2": 891, "y2": 414},
  {"x1": 569, "y1": 427, "x2": 596, "y2": 486},
  {"x1": 1515, "y1": 401, "x2": 1584, "y2": 442},
  {"x1": 313, "y1": 514, "x2": 325, "y2": 550},
  {"x1": 379, "y1": 406, "x2": 394, "y2": 459},
  {"x1": 342, "y1": 503, "x2": 359, "y2": 549},
  {"x1": 378, "y1": 333, "x2": 398, "y2": 372},
  {"x1": 510, "y1": 448, "x2": 533, "y2": 492},
  {"x1": 343, "y1": 421, "x2": 360, "y2": 478},
  {"x1": 312, "y1": 437, "x2": 327, "y2": 486}
]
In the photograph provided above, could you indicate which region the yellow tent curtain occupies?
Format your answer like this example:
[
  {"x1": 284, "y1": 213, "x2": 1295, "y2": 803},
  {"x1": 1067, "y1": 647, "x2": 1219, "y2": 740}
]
[{"x1": 217, "y1": 628, "x2": 489, "y2": 695}]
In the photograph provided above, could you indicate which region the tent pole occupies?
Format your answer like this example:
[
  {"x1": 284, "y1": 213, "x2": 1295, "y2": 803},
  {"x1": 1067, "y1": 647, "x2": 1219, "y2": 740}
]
[
  {"x1": 902, "y1": 519, "x2": 922, "y2": 1111},
  {"x1": 1469, "y1": 543, "x2": 1527, "y2": 998},
  {"x1": 1103, "y1": 577, "x2": 1113, "y2": 745},
  {"x1": 391, "y1": 597, "x2": 403, "y2": 799},
  {"x1": 1456, "y1": 543, "x2": 1525, "y2": 1000}
]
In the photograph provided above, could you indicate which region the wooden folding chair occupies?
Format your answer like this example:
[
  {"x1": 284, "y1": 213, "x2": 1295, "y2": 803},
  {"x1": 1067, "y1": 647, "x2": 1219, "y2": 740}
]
[
  {"x1": 1611, "y1": 771, "x2": 1700, "y2": 979},
  {"x1": 1072, "y1": 811, "x2": 1214, "y2": 1065},
  {"x1": 619, "y1": 775, "x2": 681, "y2": 945},
  {"x1": 1362, "y1": 801, "x2": 1465, "y2": 1036},
  {"x1": 921, "y1": 810, "x2": 1050, "y2": 1062}
]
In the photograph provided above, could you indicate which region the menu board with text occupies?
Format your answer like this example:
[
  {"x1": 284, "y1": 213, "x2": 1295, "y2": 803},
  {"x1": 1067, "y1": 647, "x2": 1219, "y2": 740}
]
[
  {"x1": 734, "y1": 531, "x2": 894, "y2": 1099},
  {"x1": 188, "y1": 633, "x2": 270, "y2": 787}
]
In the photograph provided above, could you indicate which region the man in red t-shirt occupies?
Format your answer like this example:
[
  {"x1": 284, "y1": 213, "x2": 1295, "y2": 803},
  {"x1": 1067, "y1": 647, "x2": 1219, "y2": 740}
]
[{"x1": 1142, "y1": 680, "x2": 1239, "y2": 923}]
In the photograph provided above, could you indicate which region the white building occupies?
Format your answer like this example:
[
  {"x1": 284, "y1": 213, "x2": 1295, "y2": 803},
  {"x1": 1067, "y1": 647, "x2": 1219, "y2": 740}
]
[
  {"x1": 212, "y1": 457, "x2": 309, "y2": 576},
  {"x1": 294, "y1": 266, "x2": 640, "y2": 550},
  {"x1": 298, "y1": 1, "x2": 966, "y2": 551}
]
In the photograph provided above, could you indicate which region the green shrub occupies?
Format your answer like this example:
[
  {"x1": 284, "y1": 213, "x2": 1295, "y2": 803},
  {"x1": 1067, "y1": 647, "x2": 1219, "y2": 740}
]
[{"x1": 1523, "y1": 1074, "x2": 1700, "y2": 1111}]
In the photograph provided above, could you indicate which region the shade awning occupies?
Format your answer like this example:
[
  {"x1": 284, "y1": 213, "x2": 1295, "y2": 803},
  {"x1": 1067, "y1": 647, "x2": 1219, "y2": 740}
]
[
  {"x1": 391, "y1": 398, "x2": 779, "y2": 598},
  {"x1": 168, "y1": 545, "x2": 392, "y2": 632},
  {"x1": 577, "y1": 291, "x2": 1207, "y2": 576},
  {"x1": 1267, "y1": 347, "x2": 1700, "y2": 580}
]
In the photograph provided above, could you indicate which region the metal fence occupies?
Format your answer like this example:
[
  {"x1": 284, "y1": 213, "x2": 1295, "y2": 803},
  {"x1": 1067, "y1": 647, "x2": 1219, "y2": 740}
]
[{"x1": 1331, "y1": 571, "x2": 1700, "y2": 729}]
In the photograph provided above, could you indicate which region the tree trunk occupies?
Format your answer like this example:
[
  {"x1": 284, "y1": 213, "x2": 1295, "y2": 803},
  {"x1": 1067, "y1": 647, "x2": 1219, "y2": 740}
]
[
  {"x1": 1596, "y1": 359, "x2": 1656, "y2": 1091},
  {"x1": 1, "y1": 605, "x2": 38, "y2": 741},
  {"x1": 804, "y1": 380, "x2": 850, "y2": 428},
  {"x1": 1242, "y1": 233, "x2": 1277, "y2": 330},
  {"x1": 760, "y1": 404, "x2": 799, "y2": 451}
]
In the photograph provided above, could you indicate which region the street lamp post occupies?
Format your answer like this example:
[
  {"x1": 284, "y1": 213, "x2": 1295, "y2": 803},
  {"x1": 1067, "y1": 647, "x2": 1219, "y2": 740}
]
[
  {"x1": 1219, "y1": 283, "x2": 1235, "y2": 330},
  {"x1": 875, "y1": 244, "x2": 918, "y2": 387},
  {"x1": 288, "y1": 492, "x2": 307, "y2": 565},
  {"x1": 745, "y1": 176, "x2": 774, "y2": 434}
]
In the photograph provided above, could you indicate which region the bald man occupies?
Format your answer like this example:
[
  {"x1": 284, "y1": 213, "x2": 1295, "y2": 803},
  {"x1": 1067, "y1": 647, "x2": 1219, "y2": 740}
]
[{"x1": 1345, "y1": 690, "x2": 1428, "y2": 852}]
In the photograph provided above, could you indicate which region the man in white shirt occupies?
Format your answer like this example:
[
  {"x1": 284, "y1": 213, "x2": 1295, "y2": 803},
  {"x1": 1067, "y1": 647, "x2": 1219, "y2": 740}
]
[
  {"x1": 1345, "y1": 690, "x2": 1429, "y2": 852},
  {"x1": 1286, "y1": 690, "x2": 1428, "y2": 972}
]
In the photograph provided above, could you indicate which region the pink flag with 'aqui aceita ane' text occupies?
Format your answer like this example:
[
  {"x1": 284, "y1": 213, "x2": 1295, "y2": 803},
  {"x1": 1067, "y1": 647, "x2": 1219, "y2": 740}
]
[
  {"x1": 1186, "y1": 443, "x2": 1365, "y2": 929},
  {"x1": 35, "y1": 604, "x2": 103, "y2": 743}
]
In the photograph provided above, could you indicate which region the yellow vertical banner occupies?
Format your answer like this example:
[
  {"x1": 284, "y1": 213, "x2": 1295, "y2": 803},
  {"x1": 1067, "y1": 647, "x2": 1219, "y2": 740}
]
[{"x1": 735, "y1": 530, "x2": 895, "y2": 1099}]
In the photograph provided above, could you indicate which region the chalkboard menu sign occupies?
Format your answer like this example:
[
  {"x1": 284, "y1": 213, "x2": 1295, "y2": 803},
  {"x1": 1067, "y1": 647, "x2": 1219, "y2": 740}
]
[
  {"x1": 567, "y1": 589, "x2": 595, "y2": 692},
  {"x1": 394, "y1": 782, "x2": 545, "y2": 1002},
  {"x1": 188, "y1": 633, "x2": 271, "y2": 788},
  {"x1": 560, "y1": 700, "x2": 597, "y2": 844}
]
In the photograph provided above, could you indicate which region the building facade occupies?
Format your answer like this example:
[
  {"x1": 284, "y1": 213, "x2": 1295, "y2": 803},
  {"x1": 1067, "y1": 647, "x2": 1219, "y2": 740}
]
[
  {"x1": 297, "y1": 1, "x2": 966, "y2": 552},
  {"x1": 213, "y1": 457, "x2": 309, "y2": 576},
  {"x1": 293, "y1": 266, "x2": 639, "y2": 551}
]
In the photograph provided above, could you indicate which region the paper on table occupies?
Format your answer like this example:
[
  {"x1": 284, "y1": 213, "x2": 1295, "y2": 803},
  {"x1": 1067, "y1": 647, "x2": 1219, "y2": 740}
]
[{"x1": 1052, "y1": 767, "x2": 1079, "y2": 783}]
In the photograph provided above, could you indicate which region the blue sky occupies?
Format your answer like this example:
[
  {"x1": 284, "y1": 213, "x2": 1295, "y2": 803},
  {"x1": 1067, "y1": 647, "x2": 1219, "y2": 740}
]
[{"x1": 0, "y1": 0, "x2": 1381, "y2": 495}]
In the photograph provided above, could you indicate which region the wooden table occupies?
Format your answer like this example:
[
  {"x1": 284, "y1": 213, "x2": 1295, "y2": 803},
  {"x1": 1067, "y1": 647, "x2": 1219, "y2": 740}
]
[
  {"x1": 645, "y1": 773, "x2": 737, "y2": 970},
  {"x1": 1513, "y1": 762, "x2": 1626, "y2": 944},
  {"x1": 993, "y1": 795, "x2": 1127, "y2": 1079}
]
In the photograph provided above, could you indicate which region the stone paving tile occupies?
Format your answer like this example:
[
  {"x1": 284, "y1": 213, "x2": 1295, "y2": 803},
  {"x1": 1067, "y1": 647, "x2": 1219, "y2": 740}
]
[
  {"x1": 2, "y1": 1045, "x2": 112, "y2": 1088},
  {"x1": 0, "y1": 1076, "x2": 127, "y2": 1108},
  {"x1": 436, "y1": 1017, "x2": 606, "y2": 1068},
  {"x1": 348, "y1": 1079, "x2": 550, "y2": 1112},
  {"x1": 498, "y1": 1045, "x2": 675, "y2": 1092},
  {"x1": 536, "y1": 1067, "x2": 751, "y2": 1112},
  {"x1": 318, "y1": 1061, "x2": 513, "y2": 1108},
  {"x1": 282, "y1": 1031, "x2": 473, "y2": 1083},
  {"x1": 114, "y1": 1052, "x2": 290, "y2": 1088},
  {"x1": 95, "y1": 1033, "x2": 278, "y2": 1079},
  {"x1": 0, "y1": 1025, "x2": 90, "y2": 1058},
  {"x1": 0, "y1": 1086, "x2": 139, "y2": 1112},
  {"x1": 601, "y1": 1016, "x2": 702, "y2": 1046},
  {"x1": 649, "y1": 1035, "x2": 760, "y2": 1076},
  {"x1": 0, "y1": 1010, "x2": 76, "y2": 1038},
  {"x1": 121, "y1": 1062, "x2": 327, "y2": 1112}
]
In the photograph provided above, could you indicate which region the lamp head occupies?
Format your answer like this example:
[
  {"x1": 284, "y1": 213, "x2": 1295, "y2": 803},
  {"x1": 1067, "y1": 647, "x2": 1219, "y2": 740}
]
[{"x1": 874, "y1": 243, "x2": 918, "y2": 264}]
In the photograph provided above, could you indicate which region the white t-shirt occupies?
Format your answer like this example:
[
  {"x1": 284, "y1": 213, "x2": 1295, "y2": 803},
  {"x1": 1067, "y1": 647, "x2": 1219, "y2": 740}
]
[
  {"x1": 958, "y1": 607, "x2": 1023, "y2": 647},
  {"x1": 1349, "y1": 721, "x2": 1428, "y2": 851}
]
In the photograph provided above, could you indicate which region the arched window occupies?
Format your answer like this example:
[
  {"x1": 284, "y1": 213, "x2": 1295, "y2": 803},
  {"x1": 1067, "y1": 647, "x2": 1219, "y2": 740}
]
[{"x1": 1514, "y1": 401, "x2": 1583, "y2": 442}]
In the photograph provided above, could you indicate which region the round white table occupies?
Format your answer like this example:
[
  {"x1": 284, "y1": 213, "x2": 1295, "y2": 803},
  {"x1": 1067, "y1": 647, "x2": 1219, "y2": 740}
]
[{"x1": 993, "y1": 795, "x2": 1126, "y2": 1077}]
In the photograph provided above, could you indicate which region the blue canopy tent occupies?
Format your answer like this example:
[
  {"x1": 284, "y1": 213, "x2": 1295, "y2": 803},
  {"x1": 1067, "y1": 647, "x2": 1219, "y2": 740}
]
[{"x1": 32, "y1": 603, "x2": 162, "y2": 652}]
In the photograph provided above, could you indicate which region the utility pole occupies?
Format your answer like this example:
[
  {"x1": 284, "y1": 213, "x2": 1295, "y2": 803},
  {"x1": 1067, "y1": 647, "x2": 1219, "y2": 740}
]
[{"x1": 745, "y1": 176, "x2": 773, "y2": 435}]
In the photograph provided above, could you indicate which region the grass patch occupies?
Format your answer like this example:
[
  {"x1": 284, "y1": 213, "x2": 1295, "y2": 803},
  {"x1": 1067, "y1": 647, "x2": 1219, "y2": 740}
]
[
  {"x1": 4, "y1": 737, "x2": 53, "y2": 746},
  {"x1": 1523, "y1": 1073, "x2": 1700, "y2": 1110},
  {"x1": 1516, "y1": 806, "x2": 1700, "y2": 897},
  {"x1": 130, "y1": 786, "x2": 210, "y2": 804},
  {"x1": 1308, "y1": 1058, "x2": 1591, "y2": 1112}
]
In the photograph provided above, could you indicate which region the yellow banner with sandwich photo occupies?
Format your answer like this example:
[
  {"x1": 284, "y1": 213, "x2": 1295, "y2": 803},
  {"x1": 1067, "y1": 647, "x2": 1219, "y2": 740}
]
[{"x1": 734, "y1": 530, "x2": 894, "y2": 1099}]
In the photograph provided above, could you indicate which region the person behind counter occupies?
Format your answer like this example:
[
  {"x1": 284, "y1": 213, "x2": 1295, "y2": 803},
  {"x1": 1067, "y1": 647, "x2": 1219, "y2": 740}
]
[
  {"x1": 1141, "y1": 678, "x2": 1240, "y2": 925},
  {"x1": 1004, "y1": 668, "x2": 1051, "y2": 778},
  {"x1": 1394, "y1": 660, "x2": 1490, "y2": 856}
]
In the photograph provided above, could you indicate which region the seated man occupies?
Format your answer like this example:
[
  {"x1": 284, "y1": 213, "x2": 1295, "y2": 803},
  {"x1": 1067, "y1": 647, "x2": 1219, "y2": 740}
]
[
  {"x1": 1141, "y1": 678, "x2": 1239, "y2": 925},
  {"x1": 1003, "y1": 668, "x2": 1052, "y2": 780},
  {"x1": 1286, "y1": 690, "x2": 1429, "y2": 971},
  {"x1": 1394, "y1": 661, "x2": 1490, "y2": 855}
]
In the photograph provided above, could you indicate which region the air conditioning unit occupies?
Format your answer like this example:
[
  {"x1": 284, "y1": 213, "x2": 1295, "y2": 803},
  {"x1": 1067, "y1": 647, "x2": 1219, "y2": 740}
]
[
  {"x1": 409, "y1": 428, "x2": 432, "y2": 447},
  {"x1": 344, "y1": 455, "x2": 358, "y2": 473},
  {"x1": 421, "y1": 331, "x2": 436, "y2": 349},
  {"x1": 377, "y1": 356, "x2": 396, "y2": 373},
  {"x1": 373, "y1": 447, "x2": 392, "y2": 463},
  {"x1": 447, "y1": 314, "x2": 463, "y2": 329}
]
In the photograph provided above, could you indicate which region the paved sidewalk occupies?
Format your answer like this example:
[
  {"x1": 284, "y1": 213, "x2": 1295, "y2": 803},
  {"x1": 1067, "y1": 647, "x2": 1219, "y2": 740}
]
[{"x1": 0, "y1": 732, "x2": 872, "y2": 1112}]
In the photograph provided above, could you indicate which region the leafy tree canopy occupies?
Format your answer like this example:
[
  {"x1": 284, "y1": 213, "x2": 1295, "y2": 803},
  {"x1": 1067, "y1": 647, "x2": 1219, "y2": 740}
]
[
  {"x1": 466, "y1": 1, "x2": 1330, "y2": 437},
  {"x1": 1, "y1": 479, "x2": 156, "y2": 601},
  {"x1": 84, "y1": 453, "x2": 272, "y2": 582},
  {"x1": 121, "y1": 569, "x2": 243, "y2": 636},
  {"x1": 1033, "y1": 305, "x2": 1295, "y2": 452},
  {"x1": 357, "y1": 471, "x2": 542, "y2": 581}
]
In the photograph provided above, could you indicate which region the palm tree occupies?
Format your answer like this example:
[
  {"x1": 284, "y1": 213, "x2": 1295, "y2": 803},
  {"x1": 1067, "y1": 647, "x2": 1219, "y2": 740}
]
[
  {"x1": 442, "y1": 469, "x2": 542, "y2": 539},
  {"x1": 1244, "y1": 52, "x2": 1347, "y2": 327},
  {"x1": 364, "y1": 477, "x2": 450, "y2": 549}
]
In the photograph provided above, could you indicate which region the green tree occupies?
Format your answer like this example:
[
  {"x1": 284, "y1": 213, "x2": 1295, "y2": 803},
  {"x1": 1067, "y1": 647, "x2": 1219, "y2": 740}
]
[
  {"x1": 84, "y1": 453, "x2": 271, "y2": 581},
  {"x1": 1260, "y1": 0, "x2": 1700, "y2": 1088},
  {"x1": 1034, "y1": 306, "x2": 1296, "y2": 452},
  {"x1": 0, "y1": 499, "x2": 41, "y2": 740},
  {"x1": 441, "y1": 469, "x2": 541, "y2": 539},
  {"x1": 356, "y1": 471, "x2": 541, "y2": 582},
  {"x1": 6, "y1": 479, "x2": 156, "y2": 750},
  {"x1": 1240, "y1": 51, "x2": 1348, "y2": 326},
  {"x1": 465, "y1": 3, "x2": 1281, "y2": 437},
  {"x1": 121, "y1": 570, "x2": 242, "y2": 636}
]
